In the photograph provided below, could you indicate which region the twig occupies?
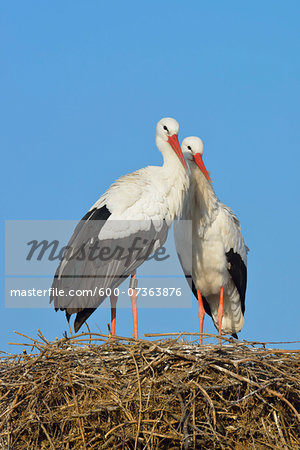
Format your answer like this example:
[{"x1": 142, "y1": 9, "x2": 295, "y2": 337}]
[
  {"x1": 273, "y1": 410, "x2": 289, "y2": 450},
  {"x1": 36, "y1": 415, "x2": 55, "y2": 450},
  {"x1": 211, "y1": 364, "x2": 300, "y2": 422},
  {"x1": 130, "y1": 350, "x2": 143, "y2": 450}
]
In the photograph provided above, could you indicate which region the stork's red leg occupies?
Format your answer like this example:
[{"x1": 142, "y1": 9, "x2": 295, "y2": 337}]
[
  {"x1": 110, "y1": 293, "x2": 118, "y2": 336},
  {"x1": 129, "y1": 272, "x2": 139, "y2": 339},
  {"x1": 218, "y1": 286, "x2": 224, "y2": 345},
  {"x1": 197, "y1": 289, "x2": 205, "y2": 344}
]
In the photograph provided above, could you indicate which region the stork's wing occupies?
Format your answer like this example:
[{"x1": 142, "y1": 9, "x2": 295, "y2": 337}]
[
  {"x1": 225, "y1": 249, "x2": 247, "y2": 314},
  {"x1": 51, "y1": 172, "x2": 170, "y2": 332},
  {"x1": 51, "y1": 213, "x2": 169, "y2": 331},
  {"x1": 219, "y1": 204, "x2": 248, "y2": 263},
  {"x1": 218, "y1": 205, "x2": 248, "y2": 313}
]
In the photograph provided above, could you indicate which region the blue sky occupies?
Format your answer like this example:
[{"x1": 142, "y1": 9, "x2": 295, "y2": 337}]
[{"x1": 1, "y1": 1, "x2": 299, "y2": 352}]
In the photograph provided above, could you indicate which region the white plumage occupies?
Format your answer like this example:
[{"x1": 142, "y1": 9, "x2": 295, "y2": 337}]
[
  {"x1": 51, "y1": 118, "x2": 189, "y2": 335},
  {"x1": 174, "y1": 136, "x2": 248, "y2": 340}
]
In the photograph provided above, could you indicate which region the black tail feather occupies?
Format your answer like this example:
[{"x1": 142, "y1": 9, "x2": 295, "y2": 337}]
[{"x1": 74, "y1": 308, "x2": 96, "y2": 333}]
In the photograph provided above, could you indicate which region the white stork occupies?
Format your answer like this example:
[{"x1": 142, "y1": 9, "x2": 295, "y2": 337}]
[
  {"x1": 51, "y1": 118, "x2": 188, "y2": 337},
  {"x1": 174, "y1": 137, "x2": 248, "y2": 344}
]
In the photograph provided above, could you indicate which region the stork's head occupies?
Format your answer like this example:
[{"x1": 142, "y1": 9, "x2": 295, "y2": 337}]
[
  {"x1": 182, "y1": 136, "x2": 211, "y2": 182},
  {"x1": 156, "y1": 118, "x2": 187, "y2": 170}
]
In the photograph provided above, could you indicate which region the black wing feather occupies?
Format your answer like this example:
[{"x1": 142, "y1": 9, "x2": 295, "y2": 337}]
[
  {"x1": 52, "y1": 205, "x2": 111, "y2": 317},
  {"x1": 88, "y1": 206, "x2": 111, "y2": 221},
  {"x1": 66, "y1": 205, "x2": 111, "y2": 248},
  {"x1": 74, "y1": 308, "x2": 96, "y2": 332},
  {"x1": 71, "y1": 208, "x2": 111, "y2": 331},
  {"x1": 226, "y1": 249, "x2": 247, "y2": 314}
]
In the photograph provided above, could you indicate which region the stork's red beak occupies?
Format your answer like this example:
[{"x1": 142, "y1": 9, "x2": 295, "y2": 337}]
[
  {"x1": 193, "y1": 153, "x2": 211, "y2": 182},
  {"x1": 168, "y1": 134, "x2": 187, "y2": 170}
]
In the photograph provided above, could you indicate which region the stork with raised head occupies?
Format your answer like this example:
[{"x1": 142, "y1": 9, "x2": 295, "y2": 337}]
[
  {"x1": 51, "y1": 118, "x2": 188, "y2": 338},
  {"x1": 174, "y1": 136, "x2": 248, "y2": 344}
]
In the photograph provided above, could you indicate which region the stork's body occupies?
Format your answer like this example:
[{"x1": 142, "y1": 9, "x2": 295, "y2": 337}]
[
  {"x1": 174, "y1": 137, "x2": 247, "y2": 343},
  {"x1": 51, "y1": 118, "x2": 188, "y2": 336}
]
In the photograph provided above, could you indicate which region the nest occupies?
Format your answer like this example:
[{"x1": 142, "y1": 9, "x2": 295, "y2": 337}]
[{"x1": 0, "y1": 331, "x2": 299, "y2": 449}]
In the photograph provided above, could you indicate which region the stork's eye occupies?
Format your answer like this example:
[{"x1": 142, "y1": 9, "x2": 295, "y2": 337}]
[
  {"x1": 163, "y1": 125, "x2": 169, "y2": 133},
  {"x1": 187, "y1": 146, "x2": 192, "y2": 151}
]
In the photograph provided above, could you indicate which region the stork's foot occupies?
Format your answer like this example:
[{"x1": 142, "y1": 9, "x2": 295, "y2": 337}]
[{"x1": 130, "y1": 273, "x2": 139, "y2": 339}]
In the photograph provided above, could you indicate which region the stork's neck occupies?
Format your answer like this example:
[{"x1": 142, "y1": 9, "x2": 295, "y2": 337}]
[
  {"x1": 156, "y1": 136, "x2": 189, "y2": 221},
  {"x1": 190, "y1": 164, "x2": 219, "y2": 224}
]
